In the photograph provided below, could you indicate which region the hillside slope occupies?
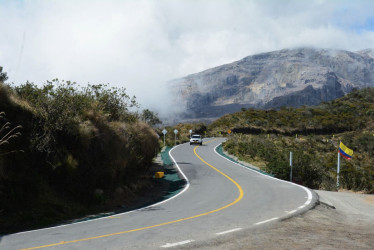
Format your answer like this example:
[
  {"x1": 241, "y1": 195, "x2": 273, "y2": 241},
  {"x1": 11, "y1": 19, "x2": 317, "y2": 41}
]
[
  {"x1": 0, "y1": 81, "x2": 159, "y2": 234},
  {"x1": 170, "y1": 47, "x2": 374, "y2": 119},
  {"x1": 208, "y1": 88, "x2": 374, "y2": 193}
]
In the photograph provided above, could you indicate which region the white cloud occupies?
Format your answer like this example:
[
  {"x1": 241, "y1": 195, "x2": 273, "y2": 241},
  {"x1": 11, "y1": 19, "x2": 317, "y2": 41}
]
[{"x1": 1, "y1": 0, "x2": 374, "y2": 117}]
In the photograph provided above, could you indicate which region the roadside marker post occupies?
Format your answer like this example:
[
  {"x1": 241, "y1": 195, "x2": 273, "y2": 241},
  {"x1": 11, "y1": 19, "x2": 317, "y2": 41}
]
[
  {"x1": 162, "y1": 129, "x2": 167, "y2": 147},
  {"x1": 290, "y1": 151, "x2": 293, "y2": 182},
  {"x1": 155, "y1": 134, "x2": 160, "y2": 156},
  {"x1": 174, "y1": 129, "x2": 178, "y2": 146}
]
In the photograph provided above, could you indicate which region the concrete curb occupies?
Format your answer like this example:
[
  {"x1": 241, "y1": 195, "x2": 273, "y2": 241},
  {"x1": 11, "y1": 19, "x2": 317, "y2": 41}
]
[
  {"x1": 314, "y1": 191, "x2": 336, "y2": 209},
  {"x1": 279, "y1": 189, "x2": 320, "y2": 221}
]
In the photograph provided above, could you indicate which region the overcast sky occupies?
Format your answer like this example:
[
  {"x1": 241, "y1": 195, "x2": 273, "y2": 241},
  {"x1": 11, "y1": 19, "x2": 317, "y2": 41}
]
[{"x1": 2, "y1": 0, "x2": 374, "y2": 115}]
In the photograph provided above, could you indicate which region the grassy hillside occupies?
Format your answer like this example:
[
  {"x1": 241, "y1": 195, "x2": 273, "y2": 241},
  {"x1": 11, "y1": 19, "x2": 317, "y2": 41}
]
[
  {"x1": 209, "y1": 88, "x2": 374, "y2": 193},
  {"x1": 0, "y1": 80, "x2": 159, "y2": 233}
]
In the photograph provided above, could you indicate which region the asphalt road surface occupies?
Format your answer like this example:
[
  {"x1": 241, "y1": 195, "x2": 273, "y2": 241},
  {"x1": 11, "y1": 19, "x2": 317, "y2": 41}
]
[{"x1": 1, "y1": 138, "x2": 317, "y2": 250}]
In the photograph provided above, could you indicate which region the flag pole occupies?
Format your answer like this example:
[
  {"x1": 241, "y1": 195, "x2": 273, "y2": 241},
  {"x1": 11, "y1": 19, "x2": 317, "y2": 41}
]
[{"x1": 337, "y1": 150, "x2": 340, "y2": 190}]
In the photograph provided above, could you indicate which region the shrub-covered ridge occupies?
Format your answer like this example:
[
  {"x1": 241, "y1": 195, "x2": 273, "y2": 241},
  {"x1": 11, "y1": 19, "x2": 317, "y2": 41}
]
[
  {"x1": 210, "y1": 88, "x2": 374, "y2": 135},
  {"x1": 0, "y1": 80, "x2": 159, "y2": 233},
  {"x1": 209, "y1": 88, "x2": 374, "y2": 194}
]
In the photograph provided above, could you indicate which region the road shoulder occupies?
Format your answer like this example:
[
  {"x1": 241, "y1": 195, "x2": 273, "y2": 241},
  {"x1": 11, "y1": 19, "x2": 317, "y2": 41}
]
[{"x1": 182, "y1": 190, "x2": 374, "y2": 249}]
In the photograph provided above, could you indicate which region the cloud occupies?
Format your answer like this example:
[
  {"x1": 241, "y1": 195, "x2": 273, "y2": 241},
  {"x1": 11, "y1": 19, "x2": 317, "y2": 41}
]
[{"x1": 1, "y1": 0, "x2": 374, "y2": 117}]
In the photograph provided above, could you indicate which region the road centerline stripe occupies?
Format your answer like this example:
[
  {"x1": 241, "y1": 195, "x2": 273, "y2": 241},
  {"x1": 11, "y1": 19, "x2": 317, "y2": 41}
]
[
  {"x1": 193, "y1": 145, "x2": 244, "y2": 205},
  {"x1": 22, "y1": 140, "x2": 244, "y2": 250}
]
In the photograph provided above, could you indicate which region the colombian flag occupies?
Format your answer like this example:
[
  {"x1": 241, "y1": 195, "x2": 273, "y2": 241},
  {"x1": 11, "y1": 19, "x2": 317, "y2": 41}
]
[{"x1": 339, "y1": 142, "x2": 353, "y2": 160}]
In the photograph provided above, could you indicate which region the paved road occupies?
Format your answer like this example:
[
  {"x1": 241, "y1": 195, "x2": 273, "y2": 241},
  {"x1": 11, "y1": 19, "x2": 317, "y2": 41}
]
[{"x1": 1, "y1": 138, "x2": 316, "y2": 249}]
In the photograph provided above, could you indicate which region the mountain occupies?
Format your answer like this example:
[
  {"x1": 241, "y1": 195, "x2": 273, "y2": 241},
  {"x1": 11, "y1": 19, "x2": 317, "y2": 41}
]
[{"x1": 169, "y1": 47, "x2": 374, "y2": 120}]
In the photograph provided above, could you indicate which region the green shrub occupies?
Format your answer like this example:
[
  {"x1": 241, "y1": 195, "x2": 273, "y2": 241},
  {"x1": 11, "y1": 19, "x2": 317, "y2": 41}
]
[
  {"x1": 0, "y1": 79, "x2": 161, "y2": 233},
  {"x1": 222, "y1": 133, "x2": 374, "y2": 193}
]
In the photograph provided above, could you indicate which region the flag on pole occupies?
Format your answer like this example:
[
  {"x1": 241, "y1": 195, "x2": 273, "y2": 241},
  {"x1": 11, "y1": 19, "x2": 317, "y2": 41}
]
[{"x1": 338, "y1": 142, "x2": 353, "y2": 160}]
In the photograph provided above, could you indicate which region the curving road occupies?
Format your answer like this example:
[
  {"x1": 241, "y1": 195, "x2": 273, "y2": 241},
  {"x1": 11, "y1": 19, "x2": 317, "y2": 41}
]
[{"x1": 1, "y1": 138, "x2": 317, "y2": 249}]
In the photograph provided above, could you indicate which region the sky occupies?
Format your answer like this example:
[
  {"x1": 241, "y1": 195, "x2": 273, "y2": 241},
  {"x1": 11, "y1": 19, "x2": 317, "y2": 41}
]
[{"x1": 2, "y1": 0, "x2": 374, "y2": 117}]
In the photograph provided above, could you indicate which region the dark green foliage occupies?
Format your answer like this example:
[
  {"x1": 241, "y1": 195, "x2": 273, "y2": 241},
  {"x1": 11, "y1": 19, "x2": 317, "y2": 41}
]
[
  {"x1": 0, "y1": 67, "x2": 8, "y2": 83},
  {"x1": 141, "y1": 109, "x2": 162, "y2": 127},
  {"x1": 0, "y1": 80, "x2": 159, "y2": 233}
]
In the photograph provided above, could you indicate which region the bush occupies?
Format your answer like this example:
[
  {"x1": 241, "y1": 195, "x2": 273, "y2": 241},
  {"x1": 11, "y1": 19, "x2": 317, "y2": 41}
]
[
  {"x1": 0, "y1": 80, "x2": 161, "y2": 233},
  {"x1": 222, "y1": 133, "x2": 374, "y2": 193}
]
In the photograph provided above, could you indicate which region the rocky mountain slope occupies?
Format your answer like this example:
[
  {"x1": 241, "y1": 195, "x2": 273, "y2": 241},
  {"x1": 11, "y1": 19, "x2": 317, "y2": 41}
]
[{"x1": 170, "y1": 47, "x2": 374, "y2": 120}]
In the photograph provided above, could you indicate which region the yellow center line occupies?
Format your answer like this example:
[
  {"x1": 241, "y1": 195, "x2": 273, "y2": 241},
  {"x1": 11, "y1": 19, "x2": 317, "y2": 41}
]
[{"x1": 22, "y1": 140, "x2": 244, "y2": 250}]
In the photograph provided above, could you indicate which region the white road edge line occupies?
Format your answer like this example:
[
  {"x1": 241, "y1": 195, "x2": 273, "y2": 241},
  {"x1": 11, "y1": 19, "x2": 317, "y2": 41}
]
[
  {"x1": 255, "y1": 217, "x2": 278, "y2": 225},
  {"x1": 12, "y1": 144, "x2": 191, "y2": 236},
  {"x1": 153, "y1": 144, "x2": 191, "y2": 205},
  {"x1": 216, "y1": 228, "x2": 242, "y2": 235},
  {"x1": 214, "y1": 143, "x2": 313, "y2": 210},
  {"x1": 161, "y1": 240, "x2": 195, "y2": 248},
  {"x1": 287, "y1": 210, "x2": 297, "y2": 214}
]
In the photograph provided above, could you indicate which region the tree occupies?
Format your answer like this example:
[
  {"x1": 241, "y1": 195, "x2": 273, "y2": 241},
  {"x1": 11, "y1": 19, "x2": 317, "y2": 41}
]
[
  {"x1": 141, "y1": 109, "x2": 162, "y2": 126},
  {"x1": 0, "y1": 67, "x2": 8, "y2": 83}
]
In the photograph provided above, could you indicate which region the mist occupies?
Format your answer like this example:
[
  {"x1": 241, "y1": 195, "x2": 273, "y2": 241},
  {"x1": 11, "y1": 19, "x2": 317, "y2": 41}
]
[{"x1": 1, "y1": 0, "x2": 374, "y2": 119}]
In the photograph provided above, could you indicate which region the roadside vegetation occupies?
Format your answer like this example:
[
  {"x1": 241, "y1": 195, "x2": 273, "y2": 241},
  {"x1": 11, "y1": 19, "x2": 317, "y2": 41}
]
[
  {"x1": 209, "y1": 88, "x2": 374, "y2": 194},
  {"x1": 2, "y1": 61, "x2": 374, "y2": 234},
  {"x1": 157, "y1": 123, "x2": 208, "y2": 147},
  {"x1": 0, "y1": 72, "x2": 161, "y2": 233}
]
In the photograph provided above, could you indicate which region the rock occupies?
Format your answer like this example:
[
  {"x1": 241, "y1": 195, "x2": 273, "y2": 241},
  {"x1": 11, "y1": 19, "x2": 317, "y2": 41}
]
[{"x1": 169, "y1": 47, "x2": 374, "y2": 120}]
